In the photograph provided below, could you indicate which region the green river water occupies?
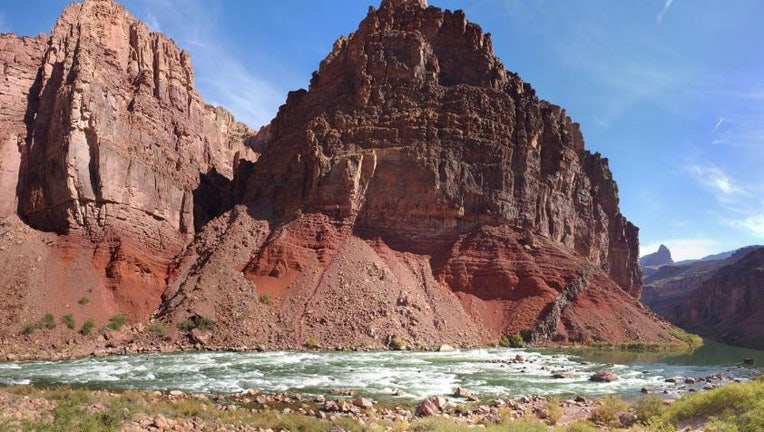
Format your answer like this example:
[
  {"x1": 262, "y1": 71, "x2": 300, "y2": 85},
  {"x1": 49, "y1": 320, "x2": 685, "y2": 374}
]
[{"x1": 0, "y1": 340, "x2": 760, "y2": 401}]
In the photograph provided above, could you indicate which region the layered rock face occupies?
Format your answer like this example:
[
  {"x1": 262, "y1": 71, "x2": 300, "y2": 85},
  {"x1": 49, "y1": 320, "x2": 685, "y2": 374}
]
[
  {"x1": 161, "y1": 0, "x2": 678, "y2": 349},
  {"x1": 667, "y1": 248, "x2": 764, "y2": 349},
  {"x1": 643, "y1": 246, "x2": 764, "y2": 349},
  {"x1": 0, "y1": 0, "x2": 256, "y2": 329}
]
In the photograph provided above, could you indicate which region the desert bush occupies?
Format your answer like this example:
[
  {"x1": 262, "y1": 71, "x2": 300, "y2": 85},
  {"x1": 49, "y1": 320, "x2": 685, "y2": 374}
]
[
  {"x1": 41, "y1": 313, "x2": 56, "y2": 329},
  {"x1": 178, "y1": 315, "x2": 215, "y2": 331},
  {"x1": 590, "y1": 395, "x2": 628, "y2": 427},
  {"x1": 61, "y1": 314, "x2": 76, "y2": 330},
  {"x1": 499, "y1": 333, "x2": 525, "y2": 348},
  {"x1": 145, "y1": 322, "x2": 167, "y2": 337},
  {"x1": 79, "y1": 319, "x2": 94, "y2": 336},
  {"x1": 107, "y1": 314, "x2": 127, "y2": 331},
  {"x1": 544, "y1": 396, "x2": 563, "y2": 425},
  {"x1": 633, "y1": 394, "x2": 665, "y2": 424}
]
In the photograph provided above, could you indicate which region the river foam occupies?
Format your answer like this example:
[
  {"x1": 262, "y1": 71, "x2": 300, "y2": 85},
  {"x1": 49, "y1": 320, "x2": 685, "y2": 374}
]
[{"x1": 0, "y1": 347, "x2": 759, "y2": 401}]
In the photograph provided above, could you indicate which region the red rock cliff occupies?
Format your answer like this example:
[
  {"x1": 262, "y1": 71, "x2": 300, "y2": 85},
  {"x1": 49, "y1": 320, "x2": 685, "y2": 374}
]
[
  {"x1": 0, "y1": 0, "x2": 256, "y2": 333},
  {"x1": 159, "y1": 0, "x2": 674, "y2": 349}
]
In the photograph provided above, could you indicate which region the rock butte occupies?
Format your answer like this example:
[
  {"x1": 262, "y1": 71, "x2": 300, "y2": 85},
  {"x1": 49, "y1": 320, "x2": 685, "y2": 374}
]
[{"x1": 0, "y1": 0, "x2": 682, "y2": 354}]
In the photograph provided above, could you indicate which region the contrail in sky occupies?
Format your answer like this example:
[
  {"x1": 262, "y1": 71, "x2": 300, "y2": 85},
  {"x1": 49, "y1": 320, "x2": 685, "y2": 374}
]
[
  {"x1": 711, "y1": 118, "x2": 724, "y2": 134},
  {"x1": 657, "y1": 0, "x2": 674, "y2": 24}
]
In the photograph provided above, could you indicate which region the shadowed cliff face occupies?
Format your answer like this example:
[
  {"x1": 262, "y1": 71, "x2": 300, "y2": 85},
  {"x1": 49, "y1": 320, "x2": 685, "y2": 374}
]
[{"x1": 157, "y1": 0, "x2": 677, "y2": 349}]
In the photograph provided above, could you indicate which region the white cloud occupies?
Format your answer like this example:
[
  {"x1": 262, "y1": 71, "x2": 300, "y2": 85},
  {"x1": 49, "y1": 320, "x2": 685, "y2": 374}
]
[
  {"x1": 126, "y1": 0, "x2": 283, "y2": 128},
  {"x1": 685, "y1": 164, "x2": 746, "y2": 202},
  {"x1": 642, "y1": 238, "x2": 720, "y2": 261},
  {"x1": 656, "y1": 0, "x2": 674, "y2": 25},
  {"x1": 733, "y1": 213, "x2": 764, "y2": 238}
]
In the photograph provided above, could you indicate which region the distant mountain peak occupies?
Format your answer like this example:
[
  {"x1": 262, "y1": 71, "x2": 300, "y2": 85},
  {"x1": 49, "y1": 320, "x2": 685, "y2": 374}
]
[{"x1": 640, "y1": 244, "x2": 674, "y2": 268}]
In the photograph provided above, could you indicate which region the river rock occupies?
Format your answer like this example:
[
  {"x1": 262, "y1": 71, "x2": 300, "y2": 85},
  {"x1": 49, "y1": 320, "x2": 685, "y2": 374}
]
[
  {"x1": 438, "y1": 344, "x2": 456, "y2": 352},
  {"x1": 454, "y1": 387, "x2": 478, "y2": 400},
  {"x1": 416, "y1": 398, "x2": 439, "y2": 417},
  {"x1": 353, "y1": 397, "x2": 373, "y2": 409},
  {"x1": 589, "y1": 371, "x2": 619, "y2": 382}
]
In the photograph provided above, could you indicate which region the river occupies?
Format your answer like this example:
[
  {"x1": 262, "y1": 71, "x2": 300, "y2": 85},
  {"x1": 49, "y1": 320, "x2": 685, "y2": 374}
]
[{"x1": 0, "y1": 340, "x2": 760, "y2": 401}]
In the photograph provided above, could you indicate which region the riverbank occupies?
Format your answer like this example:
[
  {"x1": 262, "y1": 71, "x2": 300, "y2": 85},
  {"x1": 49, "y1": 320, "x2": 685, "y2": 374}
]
[
  {"x1": 0, "y1": 318, "x2": 704, "y2": 363},
  {"x1": 1, "y1": 375, "x2": 763, "y2": 431}
]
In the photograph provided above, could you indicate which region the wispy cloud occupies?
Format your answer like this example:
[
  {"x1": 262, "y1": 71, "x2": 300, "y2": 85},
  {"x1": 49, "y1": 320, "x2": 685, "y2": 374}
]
[
  {"x1": 0, "y1": 11, "x2": 7, "y2": 33},
  {"x1": 642, "y1": 238, "x2": 720, "y2": 261},
  {"x1": 126, "y1": 0, "x2": 283, "y2": 128},
  {"x1": 732, "y1": 212, "x2": 764, "y2": 238},
  {"x1": 685, "y1": 164, "x2": 746, "y2": 203},
  {"x1": 656, "y1": 0, "x2": 674, "y2": 25}
]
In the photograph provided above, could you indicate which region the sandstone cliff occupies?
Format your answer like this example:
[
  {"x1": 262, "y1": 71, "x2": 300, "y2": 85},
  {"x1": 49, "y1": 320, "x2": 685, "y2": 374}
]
[
  {"x1": 0, "y1": 0, "x2": 256, "y2": 338},
  {"x1": 156, "y1": 0, "x2": 678, "y2": 349}
]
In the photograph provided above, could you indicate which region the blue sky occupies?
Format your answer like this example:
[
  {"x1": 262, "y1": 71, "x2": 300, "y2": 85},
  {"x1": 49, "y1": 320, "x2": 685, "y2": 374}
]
[{"x1": 3, "y1": 0, "x2": 764, "y2": 261}]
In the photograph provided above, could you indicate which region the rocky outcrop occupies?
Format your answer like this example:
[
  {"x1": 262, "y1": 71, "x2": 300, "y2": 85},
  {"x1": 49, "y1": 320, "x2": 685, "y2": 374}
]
[
  {"x1": 0, "y1": 0, "x2": 256, "y2": 333},
  {"x1": 157, "y1": 0, "x2": 678, "y2": 349},
  {"x1": 640, "y1": 244, "x2": 673, "y2": 268},
  {"x1": 0, "y1": 34, "x2": 47, "y2": 218},
  {"x1": 652, "y1": 247, "x2": 764, "y2": 349}
]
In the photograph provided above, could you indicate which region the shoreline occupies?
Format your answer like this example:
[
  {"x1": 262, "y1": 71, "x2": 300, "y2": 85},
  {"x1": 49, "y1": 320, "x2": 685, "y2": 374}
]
[{"x1": 2, "y1": 375, "x2": 763, "y2": 431}]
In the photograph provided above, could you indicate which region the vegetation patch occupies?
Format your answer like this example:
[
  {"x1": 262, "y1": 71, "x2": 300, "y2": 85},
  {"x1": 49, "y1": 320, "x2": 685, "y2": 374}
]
[
  {"x1": 178, "y1": 315, "x2": 215, "y2": 331},
  {"x1": 145, "y1": 322, "x2": 167, "y2": 338},
  {"x1": 500, "y1": 333, "x2": 526, "y2": 348},
  {"x1": 79, "y1": 319, "x2": 94, "y2": 336},
  {"x1": 651, "y1": 375, "x2": 764, "y2": 431},
  {"x1": 107, "y1": 314, "x2": 127, "y2": 331},
  {"x1": 60, "y1": 314, "x2": 76, "y2": 330}
]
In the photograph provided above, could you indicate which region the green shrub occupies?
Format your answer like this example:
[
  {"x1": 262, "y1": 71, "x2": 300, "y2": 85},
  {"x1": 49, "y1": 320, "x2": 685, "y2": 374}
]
[
  {"x1": 590, "y1": 395, "x2": 628, "y2": 427},
  {"x1": 544, "y1": 396, "x2": 563, "y2": 425},
  {"x1": 107, "y1": 314, "x2": 127, "y2": 331},
  {"x1": 79, "y1": 319, "x2": 94, "y2": 336},
  {"x1": 304, "y1": 337, "x2": 319, "y2": 349},
  {"x1": 633, "y1": 394, "x2": 665, "y2": 424},
  {"x1": 390, "y1": 338, "x2": 407, "y2": 351},
  {"x1": 656, "y1": 379, "x2": 764, "y2": 430},
  {"x1": 259, "y1": 294, "x2": 271, "y2": 305},
  {"x1": 669, "y1": 328, "x2": 704, "y2": 348},
  {"x1": 41, "y1": 313, "x2": 56, "y2": 329},
  {"x1": 499, "y1": 333, "x2": 525, "y2": 348},
  {"x1": 178, "y1": 315, "x2": 215, "y2": 331},
  {"x1": 145, "y1": 322, "x2": 167, "y2": 338},
  {"x1": 21, "y1": 323, "x2": 36, "y2": 336},
  {"x1": 61, "y1": 314, "x2": 76, "y2": 330},
  {"x1": 78, "y1": 297, "x2": 90, "y2": 305}
]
